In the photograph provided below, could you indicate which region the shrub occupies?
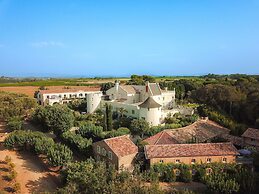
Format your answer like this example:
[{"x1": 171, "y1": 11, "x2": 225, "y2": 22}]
[
  {"x1": 7, "y1": 117, "x2": 23, "y2": 131},
  {"x1": 12, "y1": 183, "x2": 21, "y2": 192},
  {"x1": 4, "y1": 130, "x2": 73, "y2": 167},
  {"x1": 180, "y1": 168, "x2": 192, "y2": 183},
  {"x1": 5, "y1": 170, "x2": 17, "y2": 181},
  {"x1": 4, "y1": 156, "x2": 12, "y2": 164},
  {"x1": 47, "y1": 143, "x2": 73, "y2": 167},
  {"x1": 61, "y1": 131, "x2": 92, "y2": 155},
  {"x1": 8, "y1": 162, "x2": 15, "y2": 169}
]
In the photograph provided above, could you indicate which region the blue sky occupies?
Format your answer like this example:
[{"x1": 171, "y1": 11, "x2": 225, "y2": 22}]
[{"x1": 0, "y1": 0, "x2": 259, "y2": 77}]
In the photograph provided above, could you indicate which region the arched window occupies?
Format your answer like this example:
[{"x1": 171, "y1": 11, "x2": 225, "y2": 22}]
[{"x1": 206, "y1": 168, "x2": 213, "y2": 175}]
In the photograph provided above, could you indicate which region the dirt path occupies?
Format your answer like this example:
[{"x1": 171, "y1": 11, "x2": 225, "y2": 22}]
[{"x1": 0, "y1": 123, "x2": 60, "y2": 194}]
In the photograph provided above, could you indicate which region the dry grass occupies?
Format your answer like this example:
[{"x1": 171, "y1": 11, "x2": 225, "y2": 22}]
[{"x1": 0, "y1": 86, "x2": 100, "y2": 97}]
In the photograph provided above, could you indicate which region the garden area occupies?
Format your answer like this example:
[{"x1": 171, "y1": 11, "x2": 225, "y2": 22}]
[{"x1": 0, "y1": 157, "x2": 20, "y2": 193}]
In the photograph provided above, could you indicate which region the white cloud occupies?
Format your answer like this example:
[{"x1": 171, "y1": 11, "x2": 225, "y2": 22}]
[{"x1": 30, "y1": 41, "x2": 65, "y2": 48}]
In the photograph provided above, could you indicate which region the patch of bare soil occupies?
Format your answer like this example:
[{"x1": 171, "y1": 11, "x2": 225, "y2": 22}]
[
  {"x1": 0, "y1": 123, "x2": 60, "y2": 194},
  {"x1": 0, "y1": 160, "x2": 19, "y2": 193}
]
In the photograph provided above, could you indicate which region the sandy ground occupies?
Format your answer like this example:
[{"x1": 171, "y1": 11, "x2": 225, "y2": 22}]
[
  {"x1": 0, "y1": 86, "x2": 100, "y2": 97},
  {"x1": 0, "y1": 123, "x2": 60, "y2": 194}
]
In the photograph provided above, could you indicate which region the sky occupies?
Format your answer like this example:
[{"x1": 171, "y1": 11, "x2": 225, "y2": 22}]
[{"x1": 0, "y1": 0, "x2": 259, "y2": 77}]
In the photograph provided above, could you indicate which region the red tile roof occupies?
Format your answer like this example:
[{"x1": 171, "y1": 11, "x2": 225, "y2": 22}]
[
  {"x1": 144, "y1": 119, "x2": 230, "y2": 145},
  {"x1": 145, "y1": 143, "x2": 239, "y2": 159},
  {"x1": 221, "y1": 134, "x2": 243, "y2": 146},
  {"x1": 242, "y1": 128, "x2": 259, "y2": 140},
  {"x1": 104, "y1": 135, "x2": 138, "y2": 158},
  {"x1": 144, "y1": 131, "x2": 178, "y2": 145},
  {"x1": 39, "y1": 87, "x2": 100, "y2": 94}
]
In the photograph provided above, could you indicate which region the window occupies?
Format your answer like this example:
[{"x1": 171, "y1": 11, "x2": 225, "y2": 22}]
[
  {"x1": 47, "y1": 95, "x2": 49, "y2": 99},
  {"x1": 163, "y1": 97, "x2": 165, "y2": 101},
  {"x1": 251, "y1": 138, "x2": 255, "y2": 142},
  {"x1": 174, "y1": 169, "x2": 181, "y2": 176},
  {"x1": 132, "y1": 110, "x2": 135, "y2": 114},
  {"x1": 85, "y1": 93, "x2": 87, "y2": 96},
  {"x1": 108, "y1": 151, "x2": 112, "y2": 160},
  {"x1": 97, "y1": 145, "x2": 101, "y2": 154},
  {"x1": 191, "y1": 159, "x2": 196, "y2": 164},
  {"x1": 141, "y1": 117, "x2": 145, "y2": 120},
  {"x1": 102, "y1": 148, "x2": 106, "y2": 156},
  {"x1": 79, "y1": 93, "x2": 83, "y2": 97},
  {"x1": 59, "y1": 95, "x2": 62, "y2": 98},
  {"x1": 206, "y1": 168, "x2": 213, "y2": 175},
  {"x1": 222, "y1": 157, "x2": 227, "y2": 163},
  {"x1": 159, "y1": 160, "x2": 164, "y2": 163},
  {"x1": 175, "y1": 159, "x2": 180, "y2": 164},
  {"x1": 148, "y1": 108, "x2": 150, "y2": 111},
  {"x1": 70, "y1": 94, "x2": 72, "y2": 98},
  {"x1": 206, "y1": 158, "x2": 212, "y2": 163},
  {"x1": 64, "y1": 94, "x2": 66, "y2": 98}
]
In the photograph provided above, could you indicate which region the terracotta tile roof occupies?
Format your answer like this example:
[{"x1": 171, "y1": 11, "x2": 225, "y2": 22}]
[
  {"x1": 242, "y1": 128, "x2": 259, "y2": 140},
  {"x1": 221, "y1": 134, "x2": 243, "y2": 146},
  {"x1": 145, "y1": 142, "x2": 239, "y2": 159},
  {"x1": 104, "y1": 135, "x2": 138, "y2": 158},
  {"x1": 144, "y1": 131, "x2": 178, "y2": 145},
  {"x1": 39, "y1": 87, "x2": 101, "y2": 94},
  {"x1": 144, "y1": 119, "x2": 230, "y2": 145}
]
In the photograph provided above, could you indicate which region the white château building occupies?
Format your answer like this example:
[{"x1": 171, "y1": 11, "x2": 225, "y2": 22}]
[
  {"x1": 102, "y1": 81, "x2": 182, "y2": 126},
  {"x1": 36, "y1": 82, "x2": 193, "y2": 126}
]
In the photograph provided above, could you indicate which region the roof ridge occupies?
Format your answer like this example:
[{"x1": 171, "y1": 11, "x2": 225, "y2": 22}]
[
  {"x1": 154, "y1": 131, "x2": 167, "y2": 145},
  {"x1": 146, "y1": 142, "x2": 233, "y2": 147},
  {"x1": 104, "y1": 134, "x2": 129, "y2": 142}
]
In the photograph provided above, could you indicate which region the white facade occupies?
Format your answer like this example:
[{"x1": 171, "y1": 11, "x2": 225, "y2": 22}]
[
  {"x1": 37, "y1": 90, "x2": 102, "y2": 113},
  {"x1": 102, "y1": 81, "x2": 179, "y2": 126}
]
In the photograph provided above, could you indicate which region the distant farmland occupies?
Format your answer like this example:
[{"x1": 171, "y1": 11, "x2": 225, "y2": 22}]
[{"x1": 0, "y1": 86, "x2": 101, "y2": 97}]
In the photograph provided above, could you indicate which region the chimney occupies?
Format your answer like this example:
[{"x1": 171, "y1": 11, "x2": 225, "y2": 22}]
[
  {"x1": 115, "y1": 80, "x2": 119, "y2": 91},
  {"x1": 145, "y1": 81, "x2": 149, "y2": 93},
  {"x1": 115, "y1": 80, "x2": 120, "y2": 100}
]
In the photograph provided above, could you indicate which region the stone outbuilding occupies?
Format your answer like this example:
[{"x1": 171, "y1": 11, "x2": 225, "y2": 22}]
[
  {"x1": 92, "y1": 135, "x2": 138, "y2": 171},
  {"x1": 144, "y1": 142, "x2": 239, "y2": 166}
]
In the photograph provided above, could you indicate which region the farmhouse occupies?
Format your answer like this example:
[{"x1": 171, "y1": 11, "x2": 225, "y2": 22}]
[
  {"x1": 143, "y1": 118, "x2": 230, "y2": 145},
  {"x1": 36, "y1": 88, "x2": 102, "y2": 113},
  {"x1": 92, "y1": 135, "x2": 138, "y2": 171},
  {"x1": 102, "y1": 81, "x2": 193, "y2": 126},
  {"x1": 144, "y1": 142, "x2": 239, "y2": 166}
]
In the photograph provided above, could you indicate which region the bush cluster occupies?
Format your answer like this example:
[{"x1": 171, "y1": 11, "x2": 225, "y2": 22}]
[
  {"x1": 144, "y1": 163, "x2": 254, "y2": 194},
  {"x1": 31, "y1": 105, "x2": 75, "y2": 135},
  {"x1": 61, "y1": 131, "x2": 92, "y2": 156},
  {"x1": 7, "y1": 116, "x2": 23, "y2": 131},
  {"x1": 77, "y1": 122, "x2": 130, "y2": 141},
  {"x1": 4, "y1": 130, "x2": 73, "y2": 167}
]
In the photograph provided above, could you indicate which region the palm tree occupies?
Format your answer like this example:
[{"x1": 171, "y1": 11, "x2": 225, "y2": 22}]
[{"x1": 118, "y1": 107, "x2": 128, "y2": 118}]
